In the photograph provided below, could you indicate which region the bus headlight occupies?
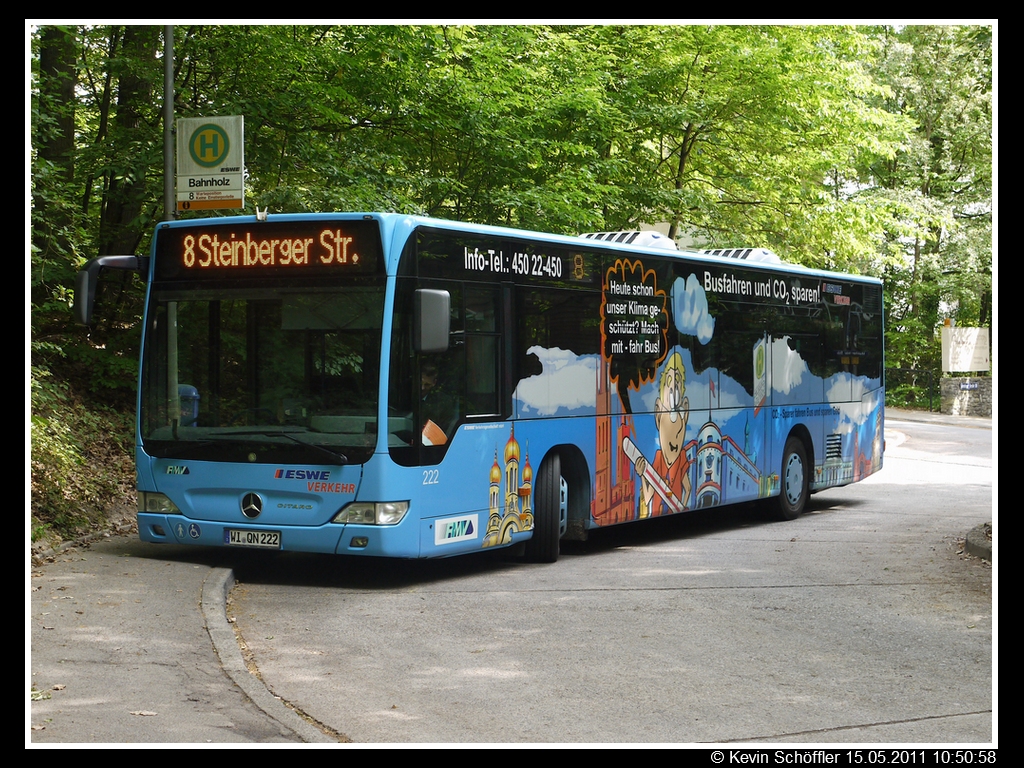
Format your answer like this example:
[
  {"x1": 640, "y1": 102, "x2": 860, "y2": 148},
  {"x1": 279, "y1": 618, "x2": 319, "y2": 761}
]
[
  {"x1": 332, "y1": 501, "x2": 409, "y2": 525},
  {"x1": 139, "y1": 491, "x2": 181, "y2": 514},
  {"x1": 375, "y1": 501, "x2": 409, "y2": 525}
]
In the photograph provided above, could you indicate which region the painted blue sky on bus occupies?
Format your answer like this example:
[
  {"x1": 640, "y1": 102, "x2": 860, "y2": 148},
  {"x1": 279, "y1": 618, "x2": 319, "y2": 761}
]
[
  {"x1": 512, "y1": 272, "x2": 786, "y2": 429},
  {"x1": 511, "y1": 266, "x2": 882, "y2": 511},
  {"x1": 512, "y1": 344, "x2": 880, "y2": 435}
]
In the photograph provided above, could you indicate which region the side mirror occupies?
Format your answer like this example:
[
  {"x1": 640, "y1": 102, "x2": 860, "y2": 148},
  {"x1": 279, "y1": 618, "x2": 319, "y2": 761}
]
[
  {"x1": 413, "y1": 289, "x2": 450, "y2": 354},
  {"x1": 74, "y1": 255, "x2": 147, "y2": 325}
]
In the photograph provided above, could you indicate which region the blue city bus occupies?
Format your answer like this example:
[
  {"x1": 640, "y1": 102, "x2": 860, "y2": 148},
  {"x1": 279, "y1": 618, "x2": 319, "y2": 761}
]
[{"x1": 75, "y1": 213, "x2": 884, "y2": 563}]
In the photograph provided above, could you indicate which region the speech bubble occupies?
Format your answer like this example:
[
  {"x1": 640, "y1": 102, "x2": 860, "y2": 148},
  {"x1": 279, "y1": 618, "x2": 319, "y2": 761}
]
[{"x1": 601, "y1": 258, "x2": 668, "y2": 412}]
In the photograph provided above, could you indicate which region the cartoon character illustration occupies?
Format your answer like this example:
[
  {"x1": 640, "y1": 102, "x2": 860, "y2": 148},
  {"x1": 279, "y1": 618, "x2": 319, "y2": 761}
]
[{"x1": 623, "y1": 350, "x2": 692, "y2": 517}]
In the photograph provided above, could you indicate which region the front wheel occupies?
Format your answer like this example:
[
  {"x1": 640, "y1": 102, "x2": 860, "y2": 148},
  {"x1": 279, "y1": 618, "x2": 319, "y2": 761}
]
[
  {"x1": 524, "y1": 453, "x2": 561, "y2": 563},
  {"x1": 776, "y1": 436, "x2": 809, "y2": 521}
]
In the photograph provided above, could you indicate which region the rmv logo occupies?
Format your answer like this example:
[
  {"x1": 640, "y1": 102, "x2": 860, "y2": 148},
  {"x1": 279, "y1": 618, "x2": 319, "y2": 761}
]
[
  {"x1": 445, "y1": 519, "x2": 474, "y2": 539},
  {"x1": 435, "y1": 514, "x2": 478, "y2": 546}
]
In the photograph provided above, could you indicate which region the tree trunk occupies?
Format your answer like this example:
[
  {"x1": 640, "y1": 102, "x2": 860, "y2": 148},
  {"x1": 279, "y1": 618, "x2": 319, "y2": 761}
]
[
  {"x1": 98, "y1": 25, "x2": 160, "y2": 257},
  {"x1": 33, "y1": 24, "x2": 77, "y2": 287}
]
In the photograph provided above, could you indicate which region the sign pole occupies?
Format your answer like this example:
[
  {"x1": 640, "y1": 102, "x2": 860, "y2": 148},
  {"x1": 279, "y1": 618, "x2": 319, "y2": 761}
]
[{"x1": 163, "y1": 25, "x2": 175, "y2": 221}]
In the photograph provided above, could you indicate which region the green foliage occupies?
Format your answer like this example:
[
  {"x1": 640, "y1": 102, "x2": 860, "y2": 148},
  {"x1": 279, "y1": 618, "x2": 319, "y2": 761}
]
[
  {"x1": 589, "y1": 25, "x2": 916, "y2": 272},
  {"x1": 866, "y1": 24, "x2": 992, "y2": 374},
  {"x1": 30, "y1": 362, "x2": 135, "y2": 543}
]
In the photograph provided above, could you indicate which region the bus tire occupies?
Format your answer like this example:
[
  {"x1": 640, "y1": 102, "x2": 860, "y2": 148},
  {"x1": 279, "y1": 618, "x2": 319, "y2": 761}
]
[
  {"x1": 776, "y1": 436, "x2": 809, "y2": 521},
  {"x1": 524, "y1": 453, "x2": 561, "y2": 563}
]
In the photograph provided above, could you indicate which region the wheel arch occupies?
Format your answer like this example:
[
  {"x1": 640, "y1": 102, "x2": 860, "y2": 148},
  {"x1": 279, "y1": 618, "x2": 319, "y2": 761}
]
[
  {"x1": 546, "y1": 443, "x2": 591, "y2": 541},
  {"x1": 784, "y1": 423, "x2": 814, "y2": 469},
  {"x1": 773, "y1": 424, "x2": 814, "y2": 521}
]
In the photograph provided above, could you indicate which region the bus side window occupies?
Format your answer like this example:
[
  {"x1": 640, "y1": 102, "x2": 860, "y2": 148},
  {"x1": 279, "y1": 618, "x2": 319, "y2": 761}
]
[{"x1": 465, "y1": 286, "x2": 500, "y2": 416}]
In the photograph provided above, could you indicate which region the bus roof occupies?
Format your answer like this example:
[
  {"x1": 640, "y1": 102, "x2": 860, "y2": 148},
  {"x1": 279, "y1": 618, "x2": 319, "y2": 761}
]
[{"x1": 157, "y1": 212, "x2": 881, "y2": 284}]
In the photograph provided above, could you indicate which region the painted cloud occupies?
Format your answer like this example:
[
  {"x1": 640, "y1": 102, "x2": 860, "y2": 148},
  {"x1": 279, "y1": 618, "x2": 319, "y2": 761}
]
[
  {"x1": 514, "y1": 347, "x2": 598, "y2": 416},
  {"x1": 672, "y1": 274, "x2": 715, "y2": 345}
]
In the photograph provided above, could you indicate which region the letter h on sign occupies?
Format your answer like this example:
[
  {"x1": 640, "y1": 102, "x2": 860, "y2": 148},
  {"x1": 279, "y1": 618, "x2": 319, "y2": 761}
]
[{"x1": 199, "y1": 133, "x2": 221, "y2": 161}]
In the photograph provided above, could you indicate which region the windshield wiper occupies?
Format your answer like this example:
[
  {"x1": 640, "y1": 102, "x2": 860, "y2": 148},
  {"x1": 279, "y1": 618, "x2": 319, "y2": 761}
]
[{"x1": 281, "y1": 431, "x2": 349, "y2": 465}]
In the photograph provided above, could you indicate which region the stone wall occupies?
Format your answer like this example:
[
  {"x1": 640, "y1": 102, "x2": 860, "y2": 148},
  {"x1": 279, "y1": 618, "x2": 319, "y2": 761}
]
[{"x1": 940, "y1": 376, "x2": 992, "y2": 417}]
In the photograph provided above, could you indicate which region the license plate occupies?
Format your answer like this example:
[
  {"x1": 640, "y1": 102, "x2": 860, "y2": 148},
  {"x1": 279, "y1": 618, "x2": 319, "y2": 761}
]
[{"x1": 225, "y1": 529, "x2": 281, "y2": 549}]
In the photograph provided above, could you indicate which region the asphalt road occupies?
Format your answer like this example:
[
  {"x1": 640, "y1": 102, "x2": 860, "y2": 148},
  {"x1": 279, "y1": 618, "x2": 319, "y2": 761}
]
[
  {"x1": 29, "y1": 408, "x2": 993, "y2": 745},
  {"x1": 229, "y1": 409, "x2": 993, "y2": 744}
]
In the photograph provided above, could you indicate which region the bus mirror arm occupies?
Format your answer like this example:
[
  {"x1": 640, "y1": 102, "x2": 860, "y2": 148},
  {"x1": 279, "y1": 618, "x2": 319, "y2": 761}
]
[
  {"x1": 74, "y1": 255, "x2": 149, "y2": 325},
  {"x1": 413, "y1": 288, "x2": 451, "y2": 354}
]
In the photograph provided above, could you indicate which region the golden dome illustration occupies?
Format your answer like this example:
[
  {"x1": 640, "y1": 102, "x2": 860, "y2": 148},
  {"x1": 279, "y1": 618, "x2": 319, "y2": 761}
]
[{"x1": 504, "y1": 425, "x2": 520, "y2": 464}]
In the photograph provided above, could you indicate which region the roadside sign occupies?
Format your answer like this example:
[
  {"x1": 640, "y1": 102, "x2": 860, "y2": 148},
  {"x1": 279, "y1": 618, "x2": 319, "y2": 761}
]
[
  {"x1": 941, "y1": 326, "x2": 991, "y2": 372},
  {"x1": 176, "y1": 116, "x2": 244, "y2": 211}
]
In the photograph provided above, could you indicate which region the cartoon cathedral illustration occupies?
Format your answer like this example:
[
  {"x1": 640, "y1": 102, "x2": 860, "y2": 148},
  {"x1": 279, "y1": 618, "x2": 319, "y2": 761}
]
[
  {"x1": 592, "y1": 351, "x2": 637, "y2": 525},
  {"x1": 689, "y1": 420, "x2": 762, "y2": 508},
  {"x1": 483, "y1": 425, "x2": 534, "y2": 548}
]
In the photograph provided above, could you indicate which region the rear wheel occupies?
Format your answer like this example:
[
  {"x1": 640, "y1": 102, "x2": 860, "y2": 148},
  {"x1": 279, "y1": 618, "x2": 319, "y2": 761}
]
[
  {"x1": 524, "y1": 453, "x2": 561, "y2": 563},
  {"x1": 776, "y1": 436, "x2": 809, "y2": 521}
]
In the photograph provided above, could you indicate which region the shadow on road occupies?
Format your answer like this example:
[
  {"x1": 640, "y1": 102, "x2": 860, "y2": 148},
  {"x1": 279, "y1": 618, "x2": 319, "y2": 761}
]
[{"x1": 109, "y1": 491, "x2": 868, "y2": 592}]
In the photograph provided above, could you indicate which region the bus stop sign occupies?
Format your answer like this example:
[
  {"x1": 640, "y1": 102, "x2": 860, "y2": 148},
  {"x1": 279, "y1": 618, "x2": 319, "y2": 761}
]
[{"x1": 176, "y1": 116, "x2": 244, "y2": 211}]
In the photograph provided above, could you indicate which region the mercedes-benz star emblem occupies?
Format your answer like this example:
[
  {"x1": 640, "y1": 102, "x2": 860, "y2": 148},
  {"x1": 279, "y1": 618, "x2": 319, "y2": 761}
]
[{"x1": 241, "y1": 492, "x2": 263, "y2": 519}]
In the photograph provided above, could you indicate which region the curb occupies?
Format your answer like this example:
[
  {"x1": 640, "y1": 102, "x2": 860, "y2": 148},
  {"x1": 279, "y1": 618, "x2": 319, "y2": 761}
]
[
  {"x1": 202, "y1": 568, "x2": 337, "y2": 743},
  {"x1": 965, "y1": 523, "x2": 993, "y2": 563},
  {"x1": 30, "y1": 520, "x2": 137, "y2": 564}
]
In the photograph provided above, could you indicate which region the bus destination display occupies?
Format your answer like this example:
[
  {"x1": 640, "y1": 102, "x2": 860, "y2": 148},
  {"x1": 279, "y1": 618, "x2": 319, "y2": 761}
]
[{"x1": 155, "y1": 219, "x2": 380, "y2": 279}]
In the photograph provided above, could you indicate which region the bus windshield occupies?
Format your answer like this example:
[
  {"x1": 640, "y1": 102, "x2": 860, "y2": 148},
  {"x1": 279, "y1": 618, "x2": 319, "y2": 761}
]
[{"x1": 140, "y1": 285, "x2": 387, "y2": 465}]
